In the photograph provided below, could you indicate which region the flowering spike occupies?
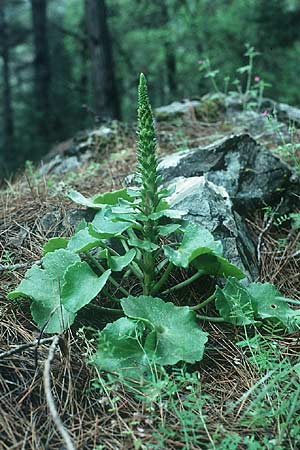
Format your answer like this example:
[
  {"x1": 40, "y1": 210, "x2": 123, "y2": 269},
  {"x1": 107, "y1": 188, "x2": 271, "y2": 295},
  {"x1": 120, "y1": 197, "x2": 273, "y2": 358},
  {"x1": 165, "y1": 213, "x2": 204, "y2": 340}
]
[
  {"x1": 137, "y1": 73, "x2": 160, "y2": 216},
  {"x1": 136, "y1": 74, "x2": 161, "y2": 294}
]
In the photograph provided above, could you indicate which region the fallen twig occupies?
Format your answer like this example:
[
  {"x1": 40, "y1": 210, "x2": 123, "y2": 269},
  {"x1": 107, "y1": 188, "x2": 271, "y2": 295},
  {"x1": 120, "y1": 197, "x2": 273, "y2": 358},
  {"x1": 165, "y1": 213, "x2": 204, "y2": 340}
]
[
  {"x1": 43, "y1": 335, "x2": 76, "y2": 450},
  {"x1": 275, "y1": 249, "x2": 300, "y2": 261},
  {"x1": 257, "y1": 198, "x2": 283, "y2": 265},
  {"x1": 0, "y1": 337, "x2": 54, "y2": 360},
  {"x1": 0, "y1": 260, "x2": 41, "y2": 272}
]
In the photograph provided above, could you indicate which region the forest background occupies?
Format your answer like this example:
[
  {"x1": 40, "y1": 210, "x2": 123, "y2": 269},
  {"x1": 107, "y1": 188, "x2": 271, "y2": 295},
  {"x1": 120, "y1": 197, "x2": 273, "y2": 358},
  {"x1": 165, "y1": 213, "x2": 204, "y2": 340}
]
[{"x1": 1, "y1": 0, "x2": 300, "y2": 178}]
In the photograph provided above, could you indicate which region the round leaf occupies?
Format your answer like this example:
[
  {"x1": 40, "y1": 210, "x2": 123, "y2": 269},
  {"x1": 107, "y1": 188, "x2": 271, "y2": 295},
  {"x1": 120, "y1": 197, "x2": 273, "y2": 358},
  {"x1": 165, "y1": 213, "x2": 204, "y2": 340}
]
[
  {"x1": 67, "y1": 228, "x2": 102, "y2": 253},
  {"x1": 193, "y1": 253, "x2": 245, "y2": 279},
  {"x1": 43, "y1": 237, "x2": 68, "y2": 255},
  {"x1": 92, "y1": 318, "x2": 153, "y2": 378},
  {"x1": 163, "y1": 222, "x2": 222, "y2": 268},
  {"x1": 121, "y1": 295, "x2": 208, "y2": 365},
  {"x1": 247, "y1": 282, "x2": 299, "y2": 329},
  {"x1": 61, "y1": 263, "x2": 111, "y2": 313},
  {"x1": 215, "y1": 278, "x2": 256, "y2": 325}
]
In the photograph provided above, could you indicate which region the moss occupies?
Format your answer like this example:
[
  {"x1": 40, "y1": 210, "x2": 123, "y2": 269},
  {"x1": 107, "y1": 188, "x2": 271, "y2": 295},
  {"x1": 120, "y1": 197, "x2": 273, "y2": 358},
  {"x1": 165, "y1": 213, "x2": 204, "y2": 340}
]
[{"x1": 195, "y1": 95, "x2": 225, "y2": 122}]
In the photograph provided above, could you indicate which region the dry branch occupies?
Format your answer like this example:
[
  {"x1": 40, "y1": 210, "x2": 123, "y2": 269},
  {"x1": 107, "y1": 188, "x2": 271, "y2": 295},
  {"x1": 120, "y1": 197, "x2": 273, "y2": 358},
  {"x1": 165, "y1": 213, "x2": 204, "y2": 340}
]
[
  {"x1": 0, "y1": 337, "x2": 53, "y2": 360},
  {"x1": 43, "y1": 335, "x2": 76, "y2": 450}
]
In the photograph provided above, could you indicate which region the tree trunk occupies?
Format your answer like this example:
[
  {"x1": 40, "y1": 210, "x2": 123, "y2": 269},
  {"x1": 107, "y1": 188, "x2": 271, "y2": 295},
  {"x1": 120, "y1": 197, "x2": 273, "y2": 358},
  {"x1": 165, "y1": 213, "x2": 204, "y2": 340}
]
[
  {"x1": 0, "y1": 2, "x2": 15, "y2": 170},
  {"x1": 85, "y1": 0, "x2": 120, "y2": 120},
  {"x1": 31, "y1": 0, "x2": 51, "y2": 145},
  {"x1": 165, "y1": 41, "x2": 177, "y2": 98},
  {"x1": 158, "y1": 0, "x2": 177, "y2": 98}
]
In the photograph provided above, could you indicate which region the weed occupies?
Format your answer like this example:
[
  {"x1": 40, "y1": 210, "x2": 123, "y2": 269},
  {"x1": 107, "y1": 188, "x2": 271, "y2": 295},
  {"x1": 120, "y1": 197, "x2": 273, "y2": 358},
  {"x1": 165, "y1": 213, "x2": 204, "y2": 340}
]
[
  {"x1": 8, "y1": 74, "x2": 299, "y2": 384},
  {"x1": 198, "y1": 44, "x2": 271, "y2": 111}
]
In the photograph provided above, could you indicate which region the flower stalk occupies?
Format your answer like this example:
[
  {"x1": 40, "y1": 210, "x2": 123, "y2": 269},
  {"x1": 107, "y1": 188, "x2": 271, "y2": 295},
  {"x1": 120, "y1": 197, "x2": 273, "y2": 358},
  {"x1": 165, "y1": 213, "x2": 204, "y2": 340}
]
[{"x1": 137, "y1": 73, "x2": 160, "y2": 295}]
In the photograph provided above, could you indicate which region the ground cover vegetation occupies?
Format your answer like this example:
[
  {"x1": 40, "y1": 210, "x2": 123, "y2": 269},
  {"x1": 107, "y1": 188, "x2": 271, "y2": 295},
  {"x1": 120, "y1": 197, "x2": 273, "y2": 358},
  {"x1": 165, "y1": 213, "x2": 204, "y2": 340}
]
[{"x1": 1, "y1": 69, "x2": 300, "y2": 449}]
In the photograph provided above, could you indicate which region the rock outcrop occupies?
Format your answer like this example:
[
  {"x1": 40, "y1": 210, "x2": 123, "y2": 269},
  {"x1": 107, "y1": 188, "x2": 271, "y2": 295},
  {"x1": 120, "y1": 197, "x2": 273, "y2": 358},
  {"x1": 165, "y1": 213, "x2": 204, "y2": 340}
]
[
  {"x1": 165, "y1": 176, "x2": 259, "y2": 280},
  {"x1": 159, "y1": 134, "x2": 300, "y2": 213},
  {"x1": 158, "y1": 133, "x2": 300, "y2": 281}
]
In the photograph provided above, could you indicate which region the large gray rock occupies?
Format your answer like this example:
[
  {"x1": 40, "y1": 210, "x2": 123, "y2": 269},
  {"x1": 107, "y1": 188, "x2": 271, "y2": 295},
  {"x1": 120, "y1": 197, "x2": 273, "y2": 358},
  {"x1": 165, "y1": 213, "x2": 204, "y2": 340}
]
[
  {"x1": 166, "y1": 176, "x2": 258, "y2": 280},
  {"x1": 39, "y1": 124, "x2": 117, "y2": 175},
  {"x1": 159, "y1": 133, "x2": 300, "y2": 213},
  {"x1": 155, "y1": 100, "x2": 201, "y2": 121},
  {"x1": 158, "y1": 133, "x2": 300, "y2": 281}
]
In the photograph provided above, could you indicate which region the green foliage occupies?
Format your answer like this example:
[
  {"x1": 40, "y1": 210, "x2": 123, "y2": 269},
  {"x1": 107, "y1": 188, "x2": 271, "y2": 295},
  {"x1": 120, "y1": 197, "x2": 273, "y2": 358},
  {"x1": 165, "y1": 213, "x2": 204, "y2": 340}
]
[
  {"x1": 43, "y1": 237, "x2": 68, "y2": 255},
  {"x1": 93, "y1": 295, "x2": 208, "y2": 378},
  {"x1": 9, "y1": 74, "x2": 298, "y2": 378},
  {"x1": 67, "y1": 188, "x2": 133, "y2": 209},
  {"x1": 121, "y1": 296, "x2": 208, "y2": 365},
  {"x1": 8, "y1": 249, "x2": 111, "y2": 333},
  {"x1": 198, "y1": 43, "x2": 271, "y2": 111},
  {"x1": 216, "y1": 277, "x2": 300, "y2": 331},
  {"x1": 215, "y1": 278, "x2": 256, "y2": 326}
]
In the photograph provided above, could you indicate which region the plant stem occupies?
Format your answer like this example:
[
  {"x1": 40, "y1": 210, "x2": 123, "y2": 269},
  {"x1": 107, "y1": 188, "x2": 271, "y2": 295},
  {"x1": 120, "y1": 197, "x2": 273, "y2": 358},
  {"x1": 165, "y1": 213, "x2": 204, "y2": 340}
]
[
  {"x1": 161, "y1": 270, "x2": 205, "y2": 295},
  {"x1": 151, "y1": 262, "x2": 174, "y2": 296},
  {"x1": 276, "y1": 296, "x2": 300, "y2": 305},
  {"x1": 85, "y1": 251, "x2": 130, "y2": 297},
  {"x1": 245, "y1": 54, "x2": 253, "y2": 98},
  {"x1": 196, "y1": 314, "x2": 224, "y2": 323},
  {"x1": 86, "y1": 303, "x2": 122, "y2": 316},
  {"x1": 190, "y1": 293, "x2": 216, "y2": 311},
  {"x1": 143, "y1": 250, "x2": 155, "y2": 295},
  {"x1": 121, "y1": 238, "x2": 144, "y2": 280}
]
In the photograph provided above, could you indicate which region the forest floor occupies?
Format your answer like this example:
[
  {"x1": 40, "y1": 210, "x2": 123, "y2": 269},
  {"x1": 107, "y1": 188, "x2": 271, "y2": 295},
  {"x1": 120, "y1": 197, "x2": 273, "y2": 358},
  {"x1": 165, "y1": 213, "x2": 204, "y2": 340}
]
[{"x1": 1, "y1": 108, "x2": 300, "y2": 450}]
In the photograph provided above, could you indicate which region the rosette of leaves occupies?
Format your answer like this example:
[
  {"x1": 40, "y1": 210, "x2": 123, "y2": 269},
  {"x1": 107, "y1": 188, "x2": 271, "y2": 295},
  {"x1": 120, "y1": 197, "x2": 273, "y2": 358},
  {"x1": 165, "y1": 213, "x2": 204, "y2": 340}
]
[
  {"x1": 64, "y1": 74, "x2": 245, "y2": 301},
  {"x1": 8, "y1": 73, "x2": 298, "y2": 377}
]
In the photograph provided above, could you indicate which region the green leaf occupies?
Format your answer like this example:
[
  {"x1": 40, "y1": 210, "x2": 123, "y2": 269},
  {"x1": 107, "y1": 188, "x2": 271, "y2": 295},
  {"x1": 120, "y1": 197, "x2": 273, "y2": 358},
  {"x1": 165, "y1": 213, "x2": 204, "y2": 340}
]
[
  {"x1": 215, "y1": 278, "x2": 256, "y2": 325},
  {"x1": 236, "y1": 65, "x2": 251, "y2": 74},
  {"x1": 247, "y1": 282, "x2": 299, "y2": 329},
  {"x1": 158, "y1": 184, "x2": 176, "y2": 199},
  {"x1": 104, "y1": 206, "x2": 146, "y2": 226},
  {"x1": 149, "y1": 208, "x2": 187, "y2": 220},
  {"x1": 121, "y1": 295, "x2": 208, "y2": 365},
  {"x1": 204, "y1": 69, "x2": 219, "y2": 78},
  {"x1": 40, "y1": 249, "x2": 80, "y2": 279},
  {"x1": 163, "y1": 223, "x2": 222, "y2": 268},
  {"x1": 193, "y1": 254, "x2": 245, "y2": 279},
  {"x1": 75, "y1": 219, "x2": 88, "y2": 233},
  {"x1": 92, "y1": 188, "x2": 134, "y2": 205},
  {"x1": 89, "y1": 208, "x2": 133, "y2": 238},
  {"x1": 8, "y1": 249, "x2": 81, "y2": 332},
  {"x1": 43, "y1": 237, "x2": 68, "y2": 255},
  {"x1": 92, "y1": 318, "x2": 153, "y2": 378},
  {"x1": 8, "y1": 250, "x2": 79, "y2": 302},
  {"x1": 31, "y1": 299, "x2": 76, "y2": 334},
  {"x1": 126, "y1": 187, "x2": 142, "y2": 198},
  {"x1": 67, "y1": 228, "x2": 102, "y2": 253},
  {"x1": 61, "y1": 263, "x2": 111, "y2": 312},
  {"x1": 158, "y1": 223, "x2": 182, "y2": 236},
  {"x1": 7, "y1": 249, "x2": 110, "y2": 333},
  {"x1": 68, "y1": 188, "x2": 134, "y2": 209},
  {"x1": 107, "y1": 249, "x2": 136, "y2": 272},
  {"x1": 67, "y1": 190, "x2": 103, "y2": 209},
  {"x1": 128, "y1": 235, "x2": 159, "y2": 251}
]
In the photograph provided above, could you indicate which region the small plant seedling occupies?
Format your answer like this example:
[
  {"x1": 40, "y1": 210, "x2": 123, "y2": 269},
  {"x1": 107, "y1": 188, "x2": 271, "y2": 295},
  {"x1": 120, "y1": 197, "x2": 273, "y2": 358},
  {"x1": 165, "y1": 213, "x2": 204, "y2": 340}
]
[
  {"x1": 198, "y1": 43, "x2": 271, "y2": 111},
  {"x1": 8, "y1": 74, "x2": 300, "y2": 380}
]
